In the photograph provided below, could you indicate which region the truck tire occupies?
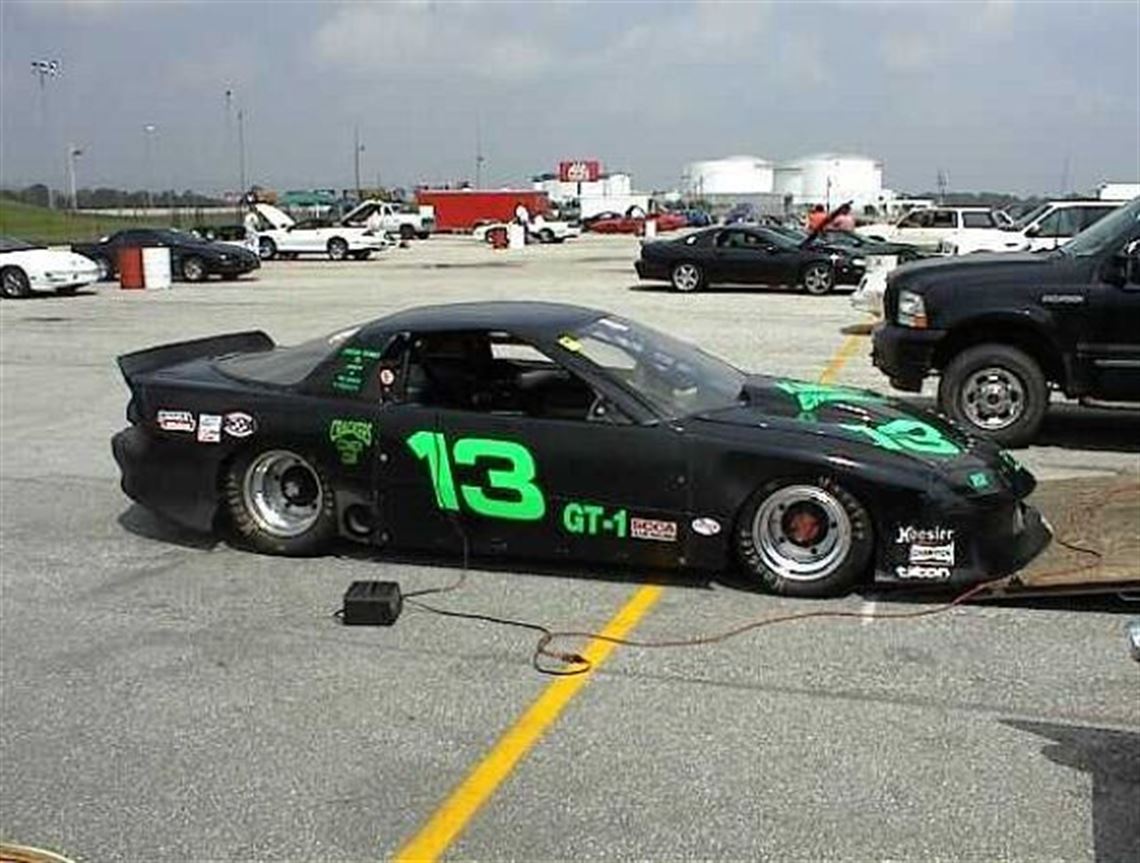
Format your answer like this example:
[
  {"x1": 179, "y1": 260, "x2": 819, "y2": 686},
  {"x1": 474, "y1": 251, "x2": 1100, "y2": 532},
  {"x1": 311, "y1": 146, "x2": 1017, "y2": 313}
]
[
  {"x1": 399, "y1": 224, "x2": 416, "y2": 241},
  {"x1": 938, "y1": 344, "x2": 1048, "y2": 447}
]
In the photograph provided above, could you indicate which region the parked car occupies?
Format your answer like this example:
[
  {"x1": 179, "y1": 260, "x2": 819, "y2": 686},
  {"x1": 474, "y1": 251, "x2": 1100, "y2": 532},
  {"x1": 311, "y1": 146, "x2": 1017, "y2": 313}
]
[
  {"x1": 72, "y1": 228, "x2": 260, "y2": 283},
  {"x1": 636, "y1": 226, "x2": 866, "y2": 294},
  {"x1": 942, "y1": 200, "x2": 1121, "y2": 255},
  {"x1": 472, "y1": 216, "x2": 580, "y2": 244},
  {"x1": 860, "y1": 207, "x2": 1021, "y2": 253},
  {"x1": 681, "y1": 209, "x2": 713, "y2": 227},
  {"x1": 0, "y1": 236, "x2": 100, "y2": 298},
  {"x1": 723, "y1": 203, "x2": 760, "y2": 225},
  {"x1": 111, "y1": 301, "x2": 1050, "y2": 597},
  {"x1": 586, "y1": 212, "x2": 687, "y2": 234},
  {"x1": 254, "y1": 203, "x2": 388, "y2": 261},
  {"x1": 872, "y1": 196, "x2": 1140, "y2": 445},
  {"x1": 341, "y1": 199, "x2": 435, "y2": 240}
]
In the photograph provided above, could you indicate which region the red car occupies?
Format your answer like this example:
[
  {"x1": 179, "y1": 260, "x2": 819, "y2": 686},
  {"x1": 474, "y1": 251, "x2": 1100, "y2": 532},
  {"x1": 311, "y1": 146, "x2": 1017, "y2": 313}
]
[{"x1": 584, "y1": 212, "x2": 687, "y2": 234}]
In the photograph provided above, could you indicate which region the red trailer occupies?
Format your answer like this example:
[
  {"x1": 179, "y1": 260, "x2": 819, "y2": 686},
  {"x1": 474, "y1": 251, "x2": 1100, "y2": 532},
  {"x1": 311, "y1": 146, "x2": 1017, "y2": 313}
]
[{"x1": 415, "y1": 189, "x2": 551, "y2": 232}]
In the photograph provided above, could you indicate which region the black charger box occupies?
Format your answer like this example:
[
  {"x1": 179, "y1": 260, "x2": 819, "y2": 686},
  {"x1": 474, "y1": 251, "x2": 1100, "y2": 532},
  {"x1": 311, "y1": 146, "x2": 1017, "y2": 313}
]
[{"x1": 342, "y1": 581, "x2": 402, "y2": 626}]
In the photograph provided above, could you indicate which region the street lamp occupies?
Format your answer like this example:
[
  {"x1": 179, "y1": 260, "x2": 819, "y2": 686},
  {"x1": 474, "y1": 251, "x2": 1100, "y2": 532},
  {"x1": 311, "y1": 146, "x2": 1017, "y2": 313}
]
[
  {"x1": 31, "y1": 58, "x2": 61, "y2": 208},
  {"x1": 143, "y1": 124, "x2": 158, "y2": 210},
  {"x1": 354, "y1": 125, "x2": 364, "y2": 201},
  {"x1": 67, "y1": 144, "x2": 83, "y2": 210}
]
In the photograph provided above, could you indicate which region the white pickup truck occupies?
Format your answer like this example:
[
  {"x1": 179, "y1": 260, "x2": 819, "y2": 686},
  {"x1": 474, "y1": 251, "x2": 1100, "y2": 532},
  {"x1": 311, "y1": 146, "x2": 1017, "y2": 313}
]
[
  {"x1": 254, "y1": 203, "x2": 389, "y2": 261},
  {"x1": 858, "y1": 206, "x2": 1021, "y2": 253},
  {"x1": 341, "y1": 200, "x2": 434, "y2": 240},
  {"x1": 940, "y1": 200, "x2": 1121, "y2": 255}
]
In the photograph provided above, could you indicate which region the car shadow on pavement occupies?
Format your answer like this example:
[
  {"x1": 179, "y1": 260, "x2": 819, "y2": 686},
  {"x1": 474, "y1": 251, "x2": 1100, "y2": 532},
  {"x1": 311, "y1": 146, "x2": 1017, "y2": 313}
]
[
  {"x1": 1002, "y1": 719, "x2": 1140, "y2": 863},
  {"x1": 117, "y1": 504, "x2": 220, "y2": 551},
  {"x1": 628, "y1": 282, "x2": 855, "y2": 295},
  {"x1": 895, "y1": 396, "x2": 1140, "y2": 453}
]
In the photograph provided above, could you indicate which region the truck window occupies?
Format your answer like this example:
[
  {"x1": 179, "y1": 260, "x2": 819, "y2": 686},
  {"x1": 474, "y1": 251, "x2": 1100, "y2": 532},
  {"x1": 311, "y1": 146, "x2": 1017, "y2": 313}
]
[
  {"x1": 1036, "y1": 208, "x2": 1082, "y2": 238},
  {"x1": 930, "y1": 210, "x2": 958, "y2": 229},
  {"x1": 962, "y1": 212, "x2": 996, "y2": 229}
]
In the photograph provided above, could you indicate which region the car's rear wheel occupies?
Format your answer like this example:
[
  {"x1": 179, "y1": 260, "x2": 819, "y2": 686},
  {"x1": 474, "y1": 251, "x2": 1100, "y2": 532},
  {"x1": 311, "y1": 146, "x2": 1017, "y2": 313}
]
[
  {"x1": 181, "y1": 256, "x2": 207, "y2": 282},
  {"x1": 224, "y1": 448, "x2": 337, "y2": 555},
  {"x1": 938, "y1": 344, "x2": 1048, "y2": 447},
  {"x1": 327, "y1": 237, "x2": 349, "y2": 260},
  {"x1": 800, "y1": 262, "x2": 834, "y2": 295},
  {"x1": 671, "y1": 262, "x2": 704, "y2": 292},
  {"x1": 258, "y1": 237, "x2": 277, "y2": 261},
  {"x1": 735, "y1": 478, "x2": 872, "y2": 597},
  {"x1": 0, "y1": 266, "x2": 31, "y2": 299}
]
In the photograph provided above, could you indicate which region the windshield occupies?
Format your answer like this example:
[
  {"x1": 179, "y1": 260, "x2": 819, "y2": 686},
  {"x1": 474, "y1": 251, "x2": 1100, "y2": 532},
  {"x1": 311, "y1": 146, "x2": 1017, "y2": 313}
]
[
  {"x1": 0, "y1": 236, "x2": 42, "y2": 252},
  {"x1": 1012, "y1": 204, "x2": 1050, "y2": 230},
  {"x1": 1061, "y1": 199, "x2": 1138, "y2": 257},
  {"x1": 563, "y1": 316, "x2": 745, "y2": 418}
]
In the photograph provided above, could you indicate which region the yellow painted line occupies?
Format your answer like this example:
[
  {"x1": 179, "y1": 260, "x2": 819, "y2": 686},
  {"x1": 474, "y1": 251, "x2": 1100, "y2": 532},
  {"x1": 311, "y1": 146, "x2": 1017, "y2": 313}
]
[
  {"x1": 817, "y1": 333, "x2": 865, "y2": 385},
  {"x1": 392, "y1": 584, "x2": 664, "y2": 862},
  {"x1": 392, "y1": 332, "x2": 868, "y2": 861}
]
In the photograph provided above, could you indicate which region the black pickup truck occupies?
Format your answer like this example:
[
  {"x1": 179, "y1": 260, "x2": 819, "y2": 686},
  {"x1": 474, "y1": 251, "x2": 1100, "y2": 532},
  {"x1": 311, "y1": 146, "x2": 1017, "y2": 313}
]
[{"x1": 873, "y1": 197, "x2": 1140, "y2": 446}]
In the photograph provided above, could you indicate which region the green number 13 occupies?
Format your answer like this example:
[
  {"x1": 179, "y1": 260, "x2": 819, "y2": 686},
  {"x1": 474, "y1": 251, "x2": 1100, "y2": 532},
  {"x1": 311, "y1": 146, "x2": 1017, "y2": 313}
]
[{"x1": 406, "y1": 430, "x2": 546, "y2": 521}]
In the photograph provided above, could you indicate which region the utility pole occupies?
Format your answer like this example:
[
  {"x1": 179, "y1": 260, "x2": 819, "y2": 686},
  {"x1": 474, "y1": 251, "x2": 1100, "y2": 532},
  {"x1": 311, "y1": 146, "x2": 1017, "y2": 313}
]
[
  {"x1": 936, "y1": 169, "x2": 948, "y2": 204},
  {"x1": 475, "y1": 114, "x2": 485, "y2": 188},
  {"x1": 31, "y1": 58, "x2": 61, "y2": 208},
  {"x1": 237, "y1": 108, "x2": 247, "y2": 199},
  {"x1": 67, "y1": 144, "x2": 82, "y2": 209},
  {"x1": 143, "y1": 124, "x2": 158, "y2": 210},
  {"x1": 354, "y1": 125, "x2": 364, "y2": 200}
]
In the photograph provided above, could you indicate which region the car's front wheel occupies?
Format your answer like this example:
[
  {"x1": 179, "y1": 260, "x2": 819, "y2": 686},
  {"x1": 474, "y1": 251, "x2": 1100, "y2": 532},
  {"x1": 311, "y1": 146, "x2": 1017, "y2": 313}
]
[
  {"x1": 223, "y1": 448, "x2": 337, "y2": 555},
  {"x1": 671, "y1": 262, "x2": 704, "y2": 292},
  {"x1": 181, "y1": 256, "x2": 207, "y2": 282},
  {"x1": 736, "y1": 478, "x2": 873, "y2": 597},
  {"x1": 327, "y1": 238, "x2": 349, "y2": 260},
  {"x1": 93, "y1": 255, "x2": 113, "y2": 281},
  {"x1": 938, "y1": 344, "x2": 1048, "y2": 447},
  {"x1": 258, "y1": 237, "x2": 277, "y2": 261},
  {"x1": 0, "y1": 266, "x2": 31, "y2": 299},
  {"x1": 800, "y1": 262, "x2": 834, "y2": 295}
]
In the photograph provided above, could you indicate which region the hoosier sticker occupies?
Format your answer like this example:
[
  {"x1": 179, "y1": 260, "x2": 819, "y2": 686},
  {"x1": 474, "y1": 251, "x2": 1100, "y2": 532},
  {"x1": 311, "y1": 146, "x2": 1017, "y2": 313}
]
[
  {"x1": 156, "y1": 410, "x2": 195, "y2": 433},
  {"x1": 630, "y1": 517, "x2": 677, "y2": 542}
]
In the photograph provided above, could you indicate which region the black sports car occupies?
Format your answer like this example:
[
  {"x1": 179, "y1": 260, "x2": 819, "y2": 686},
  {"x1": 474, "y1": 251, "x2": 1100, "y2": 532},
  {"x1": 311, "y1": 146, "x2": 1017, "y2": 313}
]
[
  {"x1": 784, "y1": 227, "x2": 927, "y2": 263},
  {"x1": 112, "y1": 302, "x2": 1050, "y2": 598},
  {"x1": 73, "y1": 228, "x2": 260, "y2": 283},
  {"x1": 635, "y1": 226, "x2": 867, "y2": 294}
]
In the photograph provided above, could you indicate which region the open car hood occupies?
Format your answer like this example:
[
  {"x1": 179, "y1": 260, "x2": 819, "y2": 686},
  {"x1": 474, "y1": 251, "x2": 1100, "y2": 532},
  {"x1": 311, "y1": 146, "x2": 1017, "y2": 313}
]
[{"x1": 255, "y1": 202, "x2": 295, "y2": 230}]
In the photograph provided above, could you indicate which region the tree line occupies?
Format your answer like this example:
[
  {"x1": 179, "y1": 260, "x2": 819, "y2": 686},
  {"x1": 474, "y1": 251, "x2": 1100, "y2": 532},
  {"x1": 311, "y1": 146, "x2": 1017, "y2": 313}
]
[{"x1": 1, "y1": 185, "x2": 227, "y2": 209}]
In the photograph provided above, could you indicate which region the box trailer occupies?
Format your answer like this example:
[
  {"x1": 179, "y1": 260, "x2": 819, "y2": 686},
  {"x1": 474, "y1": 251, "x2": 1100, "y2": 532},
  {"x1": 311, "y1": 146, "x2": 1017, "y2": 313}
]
[{"x1": 414, "y1": 189, "x2": 551, "y2": 232}]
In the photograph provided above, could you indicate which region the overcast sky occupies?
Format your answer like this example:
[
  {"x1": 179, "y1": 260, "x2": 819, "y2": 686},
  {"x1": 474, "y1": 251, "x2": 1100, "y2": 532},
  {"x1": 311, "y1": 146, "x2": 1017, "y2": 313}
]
[{"x1": 2, "y1": 0, "x2": 1138, "y2": 196}]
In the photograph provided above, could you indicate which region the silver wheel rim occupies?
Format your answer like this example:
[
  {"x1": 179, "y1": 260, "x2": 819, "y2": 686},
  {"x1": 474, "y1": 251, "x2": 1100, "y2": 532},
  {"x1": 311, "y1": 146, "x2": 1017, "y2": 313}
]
[
  {"x1": 804, "y1": 266, "x2": 831, "y2": 293},
  {"x1": 184, "y1": 259, "x2": 204, "y2": 280},
  {"x1": 329, "y1": 240, "x2": 347, "y2": 260},
  {"x1": 961, "y1": 366, "x2": 1026, "y2": 430},
  {"x1": 259, "y1": 239, "x2": 274, "y2": 260},
  {"x1": 2, "y1": 270, "x2": 24, "y2": 297},
  {"x1": 752, "y1": 485, "x2": 852, "y2": 582},
  {"x1": 241, "y1": 450, "x2": 323, "y2": 538},
  {"x1": 673, "y1": 264, "x2": 700, "y2": 291}
]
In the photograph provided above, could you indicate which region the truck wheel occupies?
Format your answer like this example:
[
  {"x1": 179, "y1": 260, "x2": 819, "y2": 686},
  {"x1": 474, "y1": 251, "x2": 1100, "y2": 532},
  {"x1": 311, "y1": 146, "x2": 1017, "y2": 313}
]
[
  {"x1": 258, "y1": 237, "x2": 277, "y2": 261},
  {"x1": 223, "y1": 447, "x2": 337, "y2": 556},
  {"x1": 416, "y1": 231, "x2": 431, "y2": 240},
  {"x1": 327, "y1": 237, "x2": 349, "y2": 260},
  {"x1": 938, "y1": 344, "x2": 1048, "y2": 446},
  {"x1": 735, "y1": 478, "x2": 873, "y2": 597},
  {"x1": 671, "y1": 262, "x2": 704, "y2": 292},
  {"x1": 399, "y1": 224, "x2": 416, "y2": 241}
]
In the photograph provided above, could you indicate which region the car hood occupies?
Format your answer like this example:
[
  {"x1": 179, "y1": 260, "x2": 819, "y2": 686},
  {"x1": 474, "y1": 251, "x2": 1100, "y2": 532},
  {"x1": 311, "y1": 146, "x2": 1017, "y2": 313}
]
[
  {"x1": 255, "y1": 202, "x2": 295, "y2": 230},
  {"x1": 890, "y1": 250, "x2": 1066, "y2": 291},
  {"x1": 691, "y1": 374, "x2": 1017, "y2": 482}
]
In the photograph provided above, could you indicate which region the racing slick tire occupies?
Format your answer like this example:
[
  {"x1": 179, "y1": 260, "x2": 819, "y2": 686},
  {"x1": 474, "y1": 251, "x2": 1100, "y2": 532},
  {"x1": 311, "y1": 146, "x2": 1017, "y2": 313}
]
[
  {"x1": 258, "y1": 237, "x2": 278, "y2": 261},
  {"x1": 735, "y1": 478, "x2": 873, "y2": 597},
  {"x1": 181, "y1": 255, "x2": 207, "y2": 283},
  {"x1": 399, "y1": 224, "x2": 416, "y2": 241},
  {"x1": 938, "y1": 343, "x2": 1048, "y2": 447},
  {"x1": 327, "y1": 237, "x2": 349, "y2": 261},
  {"x1": 223, "y1": 447, "x2": 337, "y2": 556},
  {"x1": 671, "y1": 262, "x2": 704, "y2": 293},
  {"x1": 1, "y1": 266, "x2": 31, "y2": 298},
  {"x1": 800, "y1": 262, "x2": 834, "y2": 295}
]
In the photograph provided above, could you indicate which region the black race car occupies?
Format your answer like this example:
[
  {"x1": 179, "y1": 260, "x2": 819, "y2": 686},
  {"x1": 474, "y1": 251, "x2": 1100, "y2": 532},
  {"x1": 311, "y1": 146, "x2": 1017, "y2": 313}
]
[
  {"x1": 112, "y1": 302, "x2": 1050, "y2": 598},
  {"x1": 73, "y1": 228, "x2": 260, "y2": 283},
  {"x1": 635, "y1": 226, "x2": 867, "y2": 294},
  {"x1": 776, "y1": 227, "x2": 927, "y2": 263}
]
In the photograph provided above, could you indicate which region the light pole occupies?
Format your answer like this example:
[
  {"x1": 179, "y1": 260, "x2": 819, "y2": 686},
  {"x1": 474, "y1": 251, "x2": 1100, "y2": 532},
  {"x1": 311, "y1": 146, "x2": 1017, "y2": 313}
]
[
  {"x1": 474, "y1": 114, "x2": 485, "y2": 188},
  {"x1": 237, "y1": 108, "x2": 247, "y2": 199},
  {"x1": 67, "y1": 144, "x2": 82, "y2": 210},
  {"x1": 143, "y1": 124, "x2": 158, "y2": 210},
  {"x1": 31, "y1": 58, "x2": 61, "y2": 208},
  {"x1": 354, "y1": 125, "x2": 364, "y2": 200}
]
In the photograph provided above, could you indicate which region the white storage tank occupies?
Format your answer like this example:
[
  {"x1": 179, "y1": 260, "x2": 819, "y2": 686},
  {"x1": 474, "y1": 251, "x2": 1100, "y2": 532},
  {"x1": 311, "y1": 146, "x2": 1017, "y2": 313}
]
[
  {"x1": 780, "y1": 153, "x2": 883, "y2": 210},
  {"x1": 683, "y1": 156, "x2": 775, "y2": 197}
]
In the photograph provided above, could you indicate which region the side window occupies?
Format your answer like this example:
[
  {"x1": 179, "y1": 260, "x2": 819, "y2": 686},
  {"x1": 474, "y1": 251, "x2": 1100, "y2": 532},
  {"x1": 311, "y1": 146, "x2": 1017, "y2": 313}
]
[
  {"x1": 962, "y1": 212, "x2": 996, "y2": 229},
  {"x1": 898, "y1": 211, "x2": 927, "y2": 228},
  {"x1": 930, "y1": 210, "x2": 958, "y2": 229},
  {"x1": 1081, "y1": 207, "x2": 1115, "y2": 231},
  {"x1": 1034, "y1": 210, "x2": 1064, "y2": 237},
  {"x1": 715, "y1": 230, "x2": 746, "y2": 248}
]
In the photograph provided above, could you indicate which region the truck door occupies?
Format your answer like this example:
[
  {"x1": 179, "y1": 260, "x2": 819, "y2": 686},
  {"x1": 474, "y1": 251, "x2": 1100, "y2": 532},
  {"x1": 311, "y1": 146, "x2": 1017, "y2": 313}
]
[{"x1": 1087, "y1": 242, "x2": 1140, "y2": 399}]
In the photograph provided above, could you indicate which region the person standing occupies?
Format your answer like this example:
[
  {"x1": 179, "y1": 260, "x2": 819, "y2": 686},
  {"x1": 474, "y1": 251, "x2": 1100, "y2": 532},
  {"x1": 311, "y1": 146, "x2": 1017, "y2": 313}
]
[
  {"x1": 806, "y1": 204, "x2": 828, "y2": 232},
  {"x1": 830, "y1": 202, "x2": 856, "y2": 232},
  {"x1": 243, "y1": 207, "x2": 261, "y2": 254}
]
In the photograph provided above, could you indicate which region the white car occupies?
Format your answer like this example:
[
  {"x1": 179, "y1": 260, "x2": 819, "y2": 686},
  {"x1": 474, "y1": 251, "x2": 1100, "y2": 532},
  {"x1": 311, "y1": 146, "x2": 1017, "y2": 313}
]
[
  {"x1": 254, "y1": 203, "x2": 388, "y2": 261},
  {"x1": 849, "y1": 254, "x2": 897, "y2": 317},
  {"x1": 472, "y1": 216, "x2": 581, "y2": 244},
  {"x1": 859, "y1": 206, "x2": 1020, "y2": 253},
  {"x1": 0, "y1": 236, "x2": 100, "y2": 298},
  {"x1": 341, "y1": 200, "x2": 435, "y2": 240},
  {"x1": 942, "y1": 200, "x2": 1121, "y2": 255}
]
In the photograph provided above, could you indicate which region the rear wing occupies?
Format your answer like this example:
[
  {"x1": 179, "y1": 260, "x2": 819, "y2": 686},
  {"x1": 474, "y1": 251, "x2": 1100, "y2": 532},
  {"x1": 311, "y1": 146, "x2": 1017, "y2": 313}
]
[{"x1": 117, "y1": 331, "x2": 274, "y2": 387}]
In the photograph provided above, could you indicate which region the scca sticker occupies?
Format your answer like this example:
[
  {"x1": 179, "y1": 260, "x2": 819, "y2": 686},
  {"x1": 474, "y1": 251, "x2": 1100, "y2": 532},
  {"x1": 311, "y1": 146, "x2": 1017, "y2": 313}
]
[{"x1": 631, "y1": 517, "x2": 677, "y2": 542}]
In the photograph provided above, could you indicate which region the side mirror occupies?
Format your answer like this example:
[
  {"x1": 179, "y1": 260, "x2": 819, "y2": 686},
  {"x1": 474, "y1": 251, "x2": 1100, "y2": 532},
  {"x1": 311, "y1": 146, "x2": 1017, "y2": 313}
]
[{"x1": 1024, "y1": 226, "x2": 1039, "y2": 238}]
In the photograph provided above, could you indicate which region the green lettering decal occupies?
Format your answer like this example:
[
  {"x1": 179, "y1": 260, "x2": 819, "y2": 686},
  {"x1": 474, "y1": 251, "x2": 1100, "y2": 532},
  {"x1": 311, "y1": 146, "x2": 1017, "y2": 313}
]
[
  {"x1": 560, "y1": 502, "x2": 628, "y2": 538},
  {"x1": 841, "y1": 418, "x2": 961, "y2": 457},
  {"x1": 332, "y1": 346, "x2": 383, "y2": 394},
  {"x1": 329, "y1": 419, "x2": 373, "y2": 466},
  {"x1": 406, "y1": 430, "x2": 460, "y2": 510},
  {"x1": 453, "y1": 437, "x2": 545, "y2": 521},
  {"x1": 776, "y1": 380, "x2": 885, "y2": 415}
]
